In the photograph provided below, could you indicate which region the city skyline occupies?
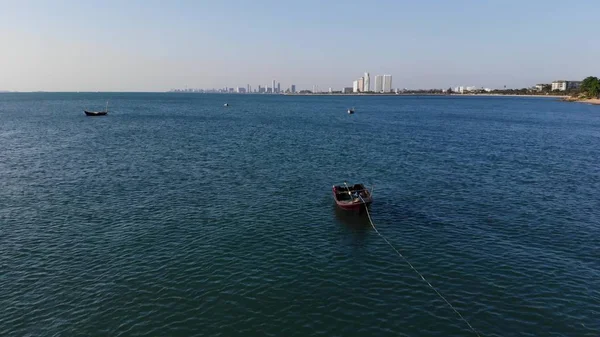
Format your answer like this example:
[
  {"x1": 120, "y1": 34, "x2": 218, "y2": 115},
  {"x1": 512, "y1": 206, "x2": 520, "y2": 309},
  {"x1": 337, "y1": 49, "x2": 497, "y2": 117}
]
[{"x1": 1, "y1": 1, "x2": 599, "y2": 92}]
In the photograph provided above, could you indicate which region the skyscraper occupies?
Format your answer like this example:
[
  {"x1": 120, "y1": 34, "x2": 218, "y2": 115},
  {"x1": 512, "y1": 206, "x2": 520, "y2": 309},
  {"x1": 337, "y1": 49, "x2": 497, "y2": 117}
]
[
  {"x1": 291, "y1": 84, "x2": 296, "y2": 93},
  {"x1": 358, "y1": 77, "x2": 364, "y2": 92},
  {"x1": 277, "y1": 82, "x2": 280, "y2": 93},
  {"x1": 383, "y1": 75, "x2": 392, "y2": 92},
  {"x1": 353, "y1": 80, "x2": 359, "y2": 93},
  {"x1": 364, "y1": 72, "x2": 370, "y2": 92},
  {"x1": 272, "y1": 80, "x2": 276, "y2": 93},
  {"x1": 247, "y1": 84, "x2": 251, "y2": 93},
  {"x1": 374, "y1": 75, "x2": 383, "y2": 92}
]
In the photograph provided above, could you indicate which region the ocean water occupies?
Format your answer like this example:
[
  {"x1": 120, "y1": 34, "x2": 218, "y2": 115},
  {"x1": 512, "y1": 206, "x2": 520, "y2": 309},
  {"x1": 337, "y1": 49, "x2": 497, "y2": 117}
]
[{"x1": 0, "y1": 93, "x2": 598, "y2": 337}]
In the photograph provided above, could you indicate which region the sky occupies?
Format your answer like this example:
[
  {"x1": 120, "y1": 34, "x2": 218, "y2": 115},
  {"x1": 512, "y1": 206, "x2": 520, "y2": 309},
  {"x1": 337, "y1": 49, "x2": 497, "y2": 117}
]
[{"x1": 0, "y1": 0, "x2": 599, "y2": 92}]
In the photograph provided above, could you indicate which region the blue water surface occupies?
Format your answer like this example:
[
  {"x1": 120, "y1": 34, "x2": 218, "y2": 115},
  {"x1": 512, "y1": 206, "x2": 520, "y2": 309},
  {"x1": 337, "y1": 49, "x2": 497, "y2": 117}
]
[{"x1": 1, "y1": 93, "x2": 599, "y2": 336}]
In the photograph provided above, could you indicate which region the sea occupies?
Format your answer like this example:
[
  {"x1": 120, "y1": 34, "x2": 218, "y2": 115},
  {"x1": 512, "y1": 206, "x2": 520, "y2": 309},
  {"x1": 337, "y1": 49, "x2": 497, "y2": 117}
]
[{"x1": 1, "y1": 93, "x2": 598, "y2": 337}]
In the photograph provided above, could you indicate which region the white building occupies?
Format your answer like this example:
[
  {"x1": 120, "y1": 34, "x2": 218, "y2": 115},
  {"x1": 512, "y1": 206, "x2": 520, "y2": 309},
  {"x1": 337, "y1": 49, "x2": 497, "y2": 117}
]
[
  {"x1": 383, "y1": 75, "x2": 392, "y2": 93},
  {"x1": 374, "y1": 75, "x2": 383, "y2": 92},
  {"x1": 358, "y1": 77, "x2": 364, "y2": 92},
  {"x1": 551, "y1": 80, "x2": 582, "y2": 91},
  {"x1": 552, "y1": 81, "x2": 567, "y2": 91},
  {"x1": 364, "y1": 72, "x2": 370, "y2": 92},
  {"x1": 353, "y1": 80, "x2": 359, "y2": 93}
]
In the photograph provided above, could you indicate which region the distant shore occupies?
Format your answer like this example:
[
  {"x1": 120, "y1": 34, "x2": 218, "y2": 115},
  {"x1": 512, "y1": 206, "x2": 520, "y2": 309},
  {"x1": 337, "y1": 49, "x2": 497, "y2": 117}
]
[
  {"x1": 282, "y1": 93, "x2": 567, "y2": 98},
  {"x1": 0, "y1": 91, "x2": 574, "y2": 100},
  {"x1": 561, "y1": 97, "x2": 600, "y2": 105}
]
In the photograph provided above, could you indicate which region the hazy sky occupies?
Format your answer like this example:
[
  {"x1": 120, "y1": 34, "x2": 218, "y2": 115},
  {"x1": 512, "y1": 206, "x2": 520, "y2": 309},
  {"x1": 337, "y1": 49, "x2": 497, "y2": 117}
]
[{"x1": 1, "y1": 0, "x2": 598, "y2": 92}]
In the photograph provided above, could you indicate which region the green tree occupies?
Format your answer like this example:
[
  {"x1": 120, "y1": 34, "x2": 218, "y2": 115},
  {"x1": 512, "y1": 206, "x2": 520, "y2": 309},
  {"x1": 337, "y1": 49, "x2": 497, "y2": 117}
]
[{"x1": 581, "y1": 76, "x2": 600, "y2": 98}]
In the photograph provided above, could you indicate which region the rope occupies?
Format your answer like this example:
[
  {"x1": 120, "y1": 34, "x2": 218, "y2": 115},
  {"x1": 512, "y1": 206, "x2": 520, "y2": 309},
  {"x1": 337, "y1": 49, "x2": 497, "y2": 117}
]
[{"x1": 359, "y1": 196, "x2": 481, "y2": 337}]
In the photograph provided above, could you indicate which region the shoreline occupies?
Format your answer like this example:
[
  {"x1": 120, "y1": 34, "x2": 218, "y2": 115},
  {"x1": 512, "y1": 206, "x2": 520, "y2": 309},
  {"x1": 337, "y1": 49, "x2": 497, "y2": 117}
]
[
  {"x1": 0, "y1": 91, "x2": 572, "y2": 99},
  {"x1": 282, "y1": 93, "x2": 567, "y2": 98},
  {"x1": 561, "y1": 97, "x2": 600, "y2": 105}
]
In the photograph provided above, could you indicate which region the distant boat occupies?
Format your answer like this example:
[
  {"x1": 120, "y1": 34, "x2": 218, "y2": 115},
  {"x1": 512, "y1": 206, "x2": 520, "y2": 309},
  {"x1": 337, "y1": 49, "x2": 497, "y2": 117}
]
[
  {"x1": 224, "y1": 103, "x2": 229, "y2": 107},
  {"x1": 84, "y1": 101, "x2": 108, "y2": 116},
  {"x1": 347, "y1": 107, "x2": 355, "y2": 114},
  {"x1": 332, "y1": 182, "x2": 373, "y2": 210}
]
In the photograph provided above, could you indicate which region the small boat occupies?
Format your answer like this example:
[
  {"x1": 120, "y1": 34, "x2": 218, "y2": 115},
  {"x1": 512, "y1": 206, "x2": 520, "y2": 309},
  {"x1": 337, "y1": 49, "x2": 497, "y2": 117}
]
[
  {"x1": 84, "y1": 101, "x2": 109, "y2": 116},
  {"x1": 224, "y1": 103, "x2": 229, "y2": 107},
  {"x1": 84, "y1": 110, "x2": 107, "y2": 116},
  {"x1": 332, "y1": 182, "x2": 373, "y2": 210},
  {"x1": 347, "y1": 108, "x2": 354, "y2": 114}
]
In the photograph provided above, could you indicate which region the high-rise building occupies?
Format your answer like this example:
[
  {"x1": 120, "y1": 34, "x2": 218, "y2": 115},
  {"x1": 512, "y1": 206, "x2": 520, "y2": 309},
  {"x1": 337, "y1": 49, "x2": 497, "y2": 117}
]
[
  {"x1": 353, "y1": 80, "x2": 359, "y2": 93},
  {"x1": 277, "y1": 82, "x2": 281, "y2": 93},
  {"x1": 383, "y1": 75, "x2": 392, "y2": 92},
  {"x1": 328, "y1": 87, "x2": 332, "y2": 93},
  {"x1": 272, "y1": 80, "x2": 276, "y2": 93},
  {"x1": 247, "y1": 84, "x2": 251, "y2": 93},
  {"x1": 364, "y1": 72, "x2": 370, "y2": 92},
  {"x1": 291, "y1": 85, "x2": 296, "y2": 93},
  {"x1": 375, "y1": 75, "x2": 383, "y2": 92},
  {"x1": 358, "y1": 77, "x2": 364, "y2": 92}
]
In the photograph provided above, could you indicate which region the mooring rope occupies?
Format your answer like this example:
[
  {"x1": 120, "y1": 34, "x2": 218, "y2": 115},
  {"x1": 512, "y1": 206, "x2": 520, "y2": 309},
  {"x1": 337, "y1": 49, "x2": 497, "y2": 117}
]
[{"x1": 359, "y1": 196, "x2": 481, "y2": 337}]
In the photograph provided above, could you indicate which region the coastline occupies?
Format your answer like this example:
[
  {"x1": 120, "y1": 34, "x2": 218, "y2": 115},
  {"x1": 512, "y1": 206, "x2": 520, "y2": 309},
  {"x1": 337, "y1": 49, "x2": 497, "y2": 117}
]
[
  {"x1": 282, "y1": 93, "x2": 567, "y2": 98},
  {"x1": 561, "y1": 97, "x2": 600, "y2": 105},
  {"x1": 0, "y1": 92, "x2": 573, "y2": 100}
]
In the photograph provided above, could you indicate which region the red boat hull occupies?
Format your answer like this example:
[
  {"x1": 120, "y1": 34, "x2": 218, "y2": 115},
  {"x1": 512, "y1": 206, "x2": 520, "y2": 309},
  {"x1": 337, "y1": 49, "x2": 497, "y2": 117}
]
[{"x1": 332, "y1": 184, "x2": 372, "y2": 210}]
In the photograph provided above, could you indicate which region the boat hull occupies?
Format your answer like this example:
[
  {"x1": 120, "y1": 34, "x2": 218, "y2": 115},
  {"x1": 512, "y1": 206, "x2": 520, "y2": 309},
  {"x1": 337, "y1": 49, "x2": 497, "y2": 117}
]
[
  {"x1": 335, "y1": 199, "x2": 371, "y2": 210},
  {"x1": 332, "y1": 184, "x2": 372, "y2": 210},
  {"x1": 84, "y1": 110, "x2": 107, "y2": 116}
]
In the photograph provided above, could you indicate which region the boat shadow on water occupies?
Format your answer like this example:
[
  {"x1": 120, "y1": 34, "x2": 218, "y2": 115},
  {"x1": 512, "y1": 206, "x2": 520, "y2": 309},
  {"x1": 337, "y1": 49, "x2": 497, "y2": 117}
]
[{"x1": 333, "y1": 205, "x2": 372, "y2": 230}]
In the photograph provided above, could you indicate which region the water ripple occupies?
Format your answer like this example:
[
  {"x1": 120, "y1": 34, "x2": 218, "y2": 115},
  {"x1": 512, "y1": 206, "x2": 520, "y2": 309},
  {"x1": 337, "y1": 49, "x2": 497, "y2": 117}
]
[{"x1": 1, "y1": 94, "x2": 599, "y2": 336}]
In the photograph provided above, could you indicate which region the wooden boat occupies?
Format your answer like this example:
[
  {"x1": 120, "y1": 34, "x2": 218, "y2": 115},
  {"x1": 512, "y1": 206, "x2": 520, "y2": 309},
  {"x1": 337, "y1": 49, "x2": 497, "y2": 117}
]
[
  {"x1": 84, "y1": 101, "x2": 108, "y2": 116},
  {"x1": 332, "y1": 183, "x2": 373, "y2": 210}
]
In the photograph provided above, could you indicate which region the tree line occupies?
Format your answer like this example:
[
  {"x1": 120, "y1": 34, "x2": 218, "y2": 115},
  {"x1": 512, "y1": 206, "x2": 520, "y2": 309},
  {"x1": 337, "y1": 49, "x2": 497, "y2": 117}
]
[{"x1": 580, "y1": 76, "x2": 600, "y2": 98}]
